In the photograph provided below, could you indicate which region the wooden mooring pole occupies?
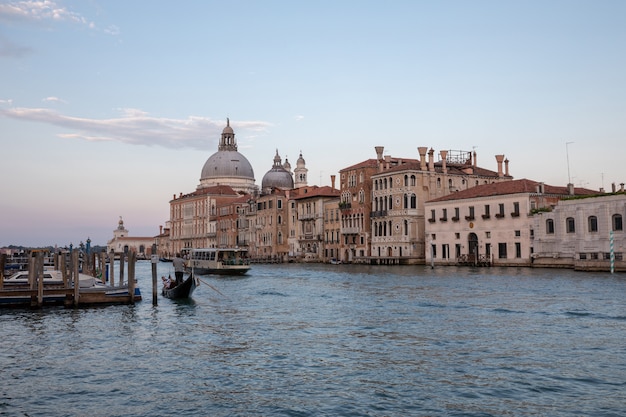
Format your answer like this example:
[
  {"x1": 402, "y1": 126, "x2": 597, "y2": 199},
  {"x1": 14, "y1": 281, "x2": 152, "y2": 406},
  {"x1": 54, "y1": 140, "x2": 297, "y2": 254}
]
[
  {"x1": 151, "y1": 244, "x2": 157, "y2": 305},
  {"x1": 128, "y1": 251, "x2": 136, "y2": 305}
]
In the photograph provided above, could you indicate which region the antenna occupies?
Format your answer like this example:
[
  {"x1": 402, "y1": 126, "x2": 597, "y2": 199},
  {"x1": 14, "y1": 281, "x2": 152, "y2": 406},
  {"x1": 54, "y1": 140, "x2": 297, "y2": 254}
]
[{"x1": 566, "y1": 142, "x2": 574, "y2": 184}]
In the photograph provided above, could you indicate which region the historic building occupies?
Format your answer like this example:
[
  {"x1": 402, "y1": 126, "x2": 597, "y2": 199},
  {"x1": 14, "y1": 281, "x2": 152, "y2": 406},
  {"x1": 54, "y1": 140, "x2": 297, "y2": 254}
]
[
  {"x1": 339, "y1": 147, "x2": 409, "y2": 263},
  {"x1": 370, "y1": 147, "x2": 513, "y2": 264},
  {"x1": 169, "y1": 120, "x2": 257, "y2": 255},
  {"x1": 532, "y1": 188, "x2": 625, "y2": 271},
  {"x1": 106, "y1": 217, "x2": 155, "y2": 257},
  {"x1": 292, "y1": 184, "x2": 341, "y2": 261},
  {"x1": 425, "y1": 179, "x2": 597, "y2": 267}
]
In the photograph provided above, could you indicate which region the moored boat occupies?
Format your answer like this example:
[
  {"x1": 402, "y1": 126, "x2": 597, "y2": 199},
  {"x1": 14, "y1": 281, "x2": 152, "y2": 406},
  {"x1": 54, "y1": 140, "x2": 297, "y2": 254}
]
[{"x1": 186, "y1": 248, "x2": 251, "y2": 276}]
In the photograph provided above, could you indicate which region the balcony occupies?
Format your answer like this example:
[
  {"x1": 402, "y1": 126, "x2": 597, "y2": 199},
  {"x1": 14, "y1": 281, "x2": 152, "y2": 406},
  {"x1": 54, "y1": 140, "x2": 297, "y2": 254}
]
[
  {"x1": 341, "y1": 227, "x2": 361, "y2": 234},
  {"x1": 495, "y1": 213, "x2": 505, "y2": 219},
  {"x1": 451, "y1": 216, "x2": 460, "y2": 222},
  {"x1": 511, "y1": 212, "x2": 520, "y2": 217},
  {"x1": 465, "y1": 216, "x2": 475, "y2": 221},
  {"x1": 439, "y1": 217, "x2": 448, "y2": 222},
  {"x1": 339, "y1": 202, "x2": 351, "y2": 210},
  {"x1": 481, "y1": 214, "x2": 490, "y2": 220},
  {"x1": 370, "y1": 210, "x2": 388, "y2": 218}
]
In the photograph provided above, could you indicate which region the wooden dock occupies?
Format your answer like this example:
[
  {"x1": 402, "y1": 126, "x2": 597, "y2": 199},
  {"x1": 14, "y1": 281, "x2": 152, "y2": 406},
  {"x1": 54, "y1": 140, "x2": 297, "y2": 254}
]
[{"x1": 0, "y1": 251, "x2": 141, "y2": 308}]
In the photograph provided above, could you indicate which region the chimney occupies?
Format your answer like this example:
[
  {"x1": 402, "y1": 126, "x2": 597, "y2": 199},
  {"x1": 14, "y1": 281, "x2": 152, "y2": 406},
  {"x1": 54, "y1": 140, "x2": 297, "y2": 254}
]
[
  {"x1": 428, "y1": 148, "x2": 435, "y2": 172},
  {"x1": 418, "y1": 147, "x2": 428, "y2": 170},
  {"x1": 440, "y1": 150, "x2": 448, "y2": 174},
  {"x1": 504, "y1": 158, "x2": 510, "y2": 177},
  {"x1": 568, "y1": 183, "x2": 575, "y2": 196},
  {"x1": 473, "y1": 149, "x2": 477, "y2": 167},
  {"x1": 612, "y1": 182, "x2": 616, "y2": 193},
  {"x1": 621, "y1": 183, "x2": 625, "y2": 192},
  {"x1": 375, "y1": 146, "x2": 385, "y2": 172},
  {"x1": 159, "y1": 225, "x2": 163, "y2": 234},
  {"x1": 375, "y1": 146, "x2": 384, "y2": 161},
  {"x1": 495, "y1": 155, "x2": 505, "y2": 177},
  {"x1": 330, "y1": 175, "x2": 336, "y2": 190}
]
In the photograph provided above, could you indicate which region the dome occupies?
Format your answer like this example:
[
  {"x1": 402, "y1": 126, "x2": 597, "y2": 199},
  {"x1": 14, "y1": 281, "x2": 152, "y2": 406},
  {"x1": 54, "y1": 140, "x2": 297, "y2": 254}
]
[
  {"x1": 261, "y1": 150, "x2": 294, "y2": 191},
  {"x1": 201, "y1": 150, "x2": 255, "y2": 180},
  {"x1": 197, "y1": 119, "x2": 256, "y2": 194}
]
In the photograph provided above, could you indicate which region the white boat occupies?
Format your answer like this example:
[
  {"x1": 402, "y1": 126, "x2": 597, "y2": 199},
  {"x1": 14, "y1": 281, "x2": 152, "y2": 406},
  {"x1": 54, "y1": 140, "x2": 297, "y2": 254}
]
[
  {"x1": 187, "y1": 248, "x2": 251, "y2": 276},
  {"x1": 3, "y1": 269, "x2": 101, "y2": 288}
]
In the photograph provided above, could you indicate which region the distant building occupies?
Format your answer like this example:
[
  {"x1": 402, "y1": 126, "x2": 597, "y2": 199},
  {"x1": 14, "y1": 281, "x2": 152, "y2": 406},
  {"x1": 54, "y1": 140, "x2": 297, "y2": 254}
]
[{"x1": 106, "y1": 217, "x2": 155, "y2": 257}]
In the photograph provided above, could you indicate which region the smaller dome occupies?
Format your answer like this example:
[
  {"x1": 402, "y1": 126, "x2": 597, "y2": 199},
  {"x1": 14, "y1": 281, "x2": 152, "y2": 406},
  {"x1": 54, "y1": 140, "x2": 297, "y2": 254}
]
[{"x1": 261, "y1": 150, "x2": 294, "y2": 191}]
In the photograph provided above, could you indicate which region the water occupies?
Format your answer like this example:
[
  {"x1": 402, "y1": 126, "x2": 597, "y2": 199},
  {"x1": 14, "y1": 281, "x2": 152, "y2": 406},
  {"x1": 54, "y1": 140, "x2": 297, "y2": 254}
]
[{"x1": 1, "y1": 263, "x2": 625, "y2": 417}]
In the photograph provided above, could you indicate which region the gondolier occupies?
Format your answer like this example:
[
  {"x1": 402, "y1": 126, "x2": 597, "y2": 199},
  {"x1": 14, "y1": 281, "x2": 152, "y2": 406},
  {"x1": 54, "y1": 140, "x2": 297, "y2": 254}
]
[{"x1": 172, "y1": 253, "x2": 186, "y2": 285}]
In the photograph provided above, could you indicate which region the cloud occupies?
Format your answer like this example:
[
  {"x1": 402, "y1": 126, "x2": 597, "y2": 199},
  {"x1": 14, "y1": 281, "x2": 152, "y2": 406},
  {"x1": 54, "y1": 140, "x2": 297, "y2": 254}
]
[
  {"x1": 295, "y1": 115, "x2": 305, "y2": 121},
  {"x1": 0, "y1": 107, "x2": 273, "y2": 150},
  {"x1": 42, "y1": 96, "x2": 67, "y2": 104},
  {"x1": 0, "y1": 1, "x2": 94, "y2": 27},
  {"x1": 0, "y1": 98, "x2": 14, "y2": 105}
]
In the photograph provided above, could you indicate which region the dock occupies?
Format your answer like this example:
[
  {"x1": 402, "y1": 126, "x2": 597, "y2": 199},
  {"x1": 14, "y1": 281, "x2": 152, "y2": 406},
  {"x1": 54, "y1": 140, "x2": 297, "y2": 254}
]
[{"x1": 0, "y1": 251, "x2": 141, "y2": 308}]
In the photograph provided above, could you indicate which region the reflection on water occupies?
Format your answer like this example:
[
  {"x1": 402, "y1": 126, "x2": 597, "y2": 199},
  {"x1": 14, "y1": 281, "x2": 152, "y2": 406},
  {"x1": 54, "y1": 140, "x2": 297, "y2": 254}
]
[{"x1": 1, "y1": 262, "x2": 625, "y2": 416}]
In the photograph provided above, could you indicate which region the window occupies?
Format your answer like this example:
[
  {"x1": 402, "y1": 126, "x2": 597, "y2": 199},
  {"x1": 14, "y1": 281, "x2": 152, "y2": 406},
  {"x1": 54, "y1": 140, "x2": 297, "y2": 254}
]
[
  {"x1": 277, "y1": 199, "x2": 282, "y2": 209},
  {"x1": 440, "y1": 208, "x2": 448, "y2": 221},
  {"x1": 588, "y1": 216, "x2": 598, "y2": 233},
  {"x1": 483, "y1": 204, "x2": 490, "y2": 219},
  {"x1": 466, "y1": 206, "x2": 475, "y2": 220},
  {"x1": 512, "y1": 202, "x2": 520, "y2": 217},
  {"x1": 455, "y1": 233, "x2": 460, "y2": 239},
  {"x1": 498, "y1": 243, "x2": 507, "y2": 259},
  {"x1": 431, "y1": 244, "x2": 437, "y2": 258},
  {"x1": 546, "y1": 219, "x2": 555, "y2": 234},
  {"x1": 497, "y1": 203, "x2": 505, "y2": 218},
  {"x1": 453, "y1": 207, "x2": 460, "y2": 221},
  {"x1": 566, "y1": 217, "x2": 576, "y2": 233},
  {"x1": 613, "y1": 214, "x2": 623, "y2": 231},
  {"x1": 429, "y1": 209, "x2": 436, "y2": 222},
  {"x1": 485, "y1": 231, "x2": 491, "y2": 238},
  {"x1": 515, "y1": 230, "x2": 521, "y2": 237},
  {"x1": 515, "y1": 242, "x2": 521, "y2": 258},
  {"x1": 442, "y1": 244, "x2": 449, "y2": 259}
]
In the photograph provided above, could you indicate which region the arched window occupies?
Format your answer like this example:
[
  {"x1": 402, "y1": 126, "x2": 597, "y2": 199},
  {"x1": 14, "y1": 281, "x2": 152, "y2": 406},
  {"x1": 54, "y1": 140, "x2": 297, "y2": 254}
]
[
  {"x1": 566, "y1": 217, "x2": 575, "y2": 233},
  {"x1": 404, "y1": 219, "x2": 408, "y2": 235},
  {"x1": 411, "y1": 175, "x2": 416, "y2": 186},
  {"x1": 448, "y1": 179, "x2": 453, "y2": 188},
  {"x1": 403, "y1": 194, "x2": 408, "y2": 209},
  {"x1": 373, "y1": 222, "x2": 378, "y2": 237},
  {"x1": 588, "y1": 216, "x2": 598, "y2": 232},
  {"x1": 613, "y1": 214, "x2": 623, "y2": 231},
  {"x1": 546, "y1": 219, "x2": 555, "y2": 234},
  {"x1": 437, "y1": 178, "x2": 441, "y2": 188},
  {"x1": 404, "y1": 175, "x2": 408, "y2": 187},
  {"x1": 410, "y1": 194, "x2": 417, "y2": 209},
  {"x1": 388, "y1": 195, "x2": 393, "y2": 210}
]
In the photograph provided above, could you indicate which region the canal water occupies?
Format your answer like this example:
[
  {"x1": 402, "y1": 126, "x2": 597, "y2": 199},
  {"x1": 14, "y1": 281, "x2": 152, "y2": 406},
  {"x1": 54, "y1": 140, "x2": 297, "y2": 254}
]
[{"x1": 1, "y1": 263, "x2": 625, "y2": 416}]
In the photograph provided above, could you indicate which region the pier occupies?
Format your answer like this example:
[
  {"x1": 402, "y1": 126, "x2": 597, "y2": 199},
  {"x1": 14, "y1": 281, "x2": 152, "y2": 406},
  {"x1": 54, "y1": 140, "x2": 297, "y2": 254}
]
[{"x1": 0, "y1": 251, "x2": 141, "y2": 308}]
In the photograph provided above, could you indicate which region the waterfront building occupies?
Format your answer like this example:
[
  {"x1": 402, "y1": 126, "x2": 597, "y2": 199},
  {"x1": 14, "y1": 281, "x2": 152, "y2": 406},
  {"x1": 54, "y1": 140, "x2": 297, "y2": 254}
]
[
  {"x1": 425, "y1": 179, "x2": 597, "y2": 267},
  {"x1": 323, "y1": 194, "x2": 341, "y2": 262},
  {"x1": 532, "y1": 187, "x2": 626, "y2": 271},
  {"x1": 292, "y1": 184, "x2": 341, "y2": 262},
  {"x1": 371, "y1": 148, "x2": 513, "y2": 264},
  {"x1": 106, "y1": 217, "x2": 155, "y2": 257},
  {"x1": 339, "y1": 147, "x2": 408, "y2": 263}
]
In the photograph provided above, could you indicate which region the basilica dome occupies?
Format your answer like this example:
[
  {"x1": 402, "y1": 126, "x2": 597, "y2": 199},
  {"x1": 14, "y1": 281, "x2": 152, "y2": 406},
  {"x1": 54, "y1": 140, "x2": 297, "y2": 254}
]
[
  {"x1": 261, "y1": 150, "x2": 294, "y2": 192},
  {"x1": 198, "y1": 119, "x2": 256, "y2": 194}
]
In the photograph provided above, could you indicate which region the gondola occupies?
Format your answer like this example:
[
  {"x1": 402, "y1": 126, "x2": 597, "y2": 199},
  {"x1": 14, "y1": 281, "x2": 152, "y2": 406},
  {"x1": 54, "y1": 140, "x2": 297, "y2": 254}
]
[{"x1": 162, "y1": 274, "x2": 198, "y2": 299}]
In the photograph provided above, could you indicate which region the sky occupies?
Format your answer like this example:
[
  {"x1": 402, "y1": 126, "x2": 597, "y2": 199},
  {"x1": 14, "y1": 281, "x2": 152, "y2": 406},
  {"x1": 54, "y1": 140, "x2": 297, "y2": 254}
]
[{"x1": 1, "y1": 0, "x2": 625, "y2": 247}]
